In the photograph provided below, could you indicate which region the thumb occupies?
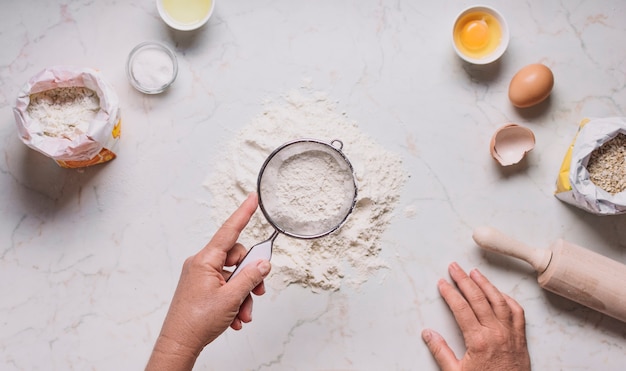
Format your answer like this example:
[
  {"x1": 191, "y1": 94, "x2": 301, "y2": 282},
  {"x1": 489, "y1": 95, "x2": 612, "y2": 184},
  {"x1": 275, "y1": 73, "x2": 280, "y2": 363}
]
[
  {"x1": 422, "y1": 329, "x2": 459, "y2": 371},
  {"x1": 228, "y1": 260, "x2": 271, "y2": 297}
]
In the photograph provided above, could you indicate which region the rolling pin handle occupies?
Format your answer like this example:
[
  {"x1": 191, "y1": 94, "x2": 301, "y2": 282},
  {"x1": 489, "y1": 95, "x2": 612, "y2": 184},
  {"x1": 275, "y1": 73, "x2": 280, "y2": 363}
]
[{"x1": 472, "y1": 226, "x2": 552, "y2": 273}]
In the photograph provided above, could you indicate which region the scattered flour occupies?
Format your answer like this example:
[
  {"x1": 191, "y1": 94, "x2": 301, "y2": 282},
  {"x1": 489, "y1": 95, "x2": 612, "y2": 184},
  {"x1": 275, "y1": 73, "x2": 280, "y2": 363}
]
[{"x1": 203, "y1": 88, "x2": 407, "y2": 292}]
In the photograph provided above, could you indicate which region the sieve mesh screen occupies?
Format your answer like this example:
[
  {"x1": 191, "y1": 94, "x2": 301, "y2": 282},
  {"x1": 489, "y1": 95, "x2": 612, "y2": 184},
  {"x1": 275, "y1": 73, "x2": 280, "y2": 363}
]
[{"x1": 258, "y1": 140, "x2": 356, "y2": 239}]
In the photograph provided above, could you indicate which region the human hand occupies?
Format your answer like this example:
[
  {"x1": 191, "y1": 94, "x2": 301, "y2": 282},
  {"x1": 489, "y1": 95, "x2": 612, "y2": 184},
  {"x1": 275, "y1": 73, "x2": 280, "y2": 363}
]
[
  {"x1": 422, "y1": 262, "x2": 531, "y2": 371},
  {"x1": 146, "y1": 192, "x2": 271, "y2": 371}
]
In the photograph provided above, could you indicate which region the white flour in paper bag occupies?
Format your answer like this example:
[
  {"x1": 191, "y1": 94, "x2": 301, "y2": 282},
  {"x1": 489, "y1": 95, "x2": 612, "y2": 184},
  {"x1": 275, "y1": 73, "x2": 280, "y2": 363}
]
[
  {"x1": 203, "y1": 88, "x2": 407, "y2": 292},
  {"x1": 13, "y1": 66, "x2": 121, "y2": 168}
]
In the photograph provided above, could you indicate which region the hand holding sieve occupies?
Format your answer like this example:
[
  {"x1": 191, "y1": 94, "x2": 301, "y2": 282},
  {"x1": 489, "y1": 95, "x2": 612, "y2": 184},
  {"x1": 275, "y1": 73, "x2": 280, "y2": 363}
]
[{"x1": 228, "y1": 138, "x2": 358, "y2": 281}]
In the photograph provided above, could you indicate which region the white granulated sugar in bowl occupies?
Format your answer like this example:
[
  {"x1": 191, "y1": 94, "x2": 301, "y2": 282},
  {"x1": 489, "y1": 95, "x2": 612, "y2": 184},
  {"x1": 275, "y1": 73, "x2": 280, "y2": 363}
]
[{"x1": 203, "y1": 88, "x2": 407, "y2": 292}]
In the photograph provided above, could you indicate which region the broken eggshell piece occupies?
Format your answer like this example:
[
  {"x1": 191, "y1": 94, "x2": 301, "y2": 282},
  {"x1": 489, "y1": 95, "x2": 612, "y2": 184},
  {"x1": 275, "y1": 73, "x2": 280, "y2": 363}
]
[{"x1": 489, "y1": 124, "x2": 536, "y2": 166}]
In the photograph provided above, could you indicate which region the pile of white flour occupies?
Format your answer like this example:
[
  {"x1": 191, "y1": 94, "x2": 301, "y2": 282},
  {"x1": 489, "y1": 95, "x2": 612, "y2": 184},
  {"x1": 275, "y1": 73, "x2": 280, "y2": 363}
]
[
  {"x1": 204, "y1": 88, "x2": 407, "y2": 292},
  {"x1": 27, "y1": 86, "x2": 100, "y2": 139}
]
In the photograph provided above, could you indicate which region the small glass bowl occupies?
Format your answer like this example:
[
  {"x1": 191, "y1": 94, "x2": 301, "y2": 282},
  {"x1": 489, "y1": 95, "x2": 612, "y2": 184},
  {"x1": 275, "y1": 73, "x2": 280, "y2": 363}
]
[{"x1": 126, "y1": 41, "x2": 178, "y2": 94}]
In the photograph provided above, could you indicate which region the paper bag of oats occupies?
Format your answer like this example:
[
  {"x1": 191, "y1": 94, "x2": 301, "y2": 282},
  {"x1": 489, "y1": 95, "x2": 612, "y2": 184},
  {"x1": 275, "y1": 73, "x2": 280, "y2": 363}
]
[
  {"x1": 13, "y1": 66, "x2": 121, "y2": 168},
  {"x1": 555, "y1": 117, "x2": 626, "y2": 215}
]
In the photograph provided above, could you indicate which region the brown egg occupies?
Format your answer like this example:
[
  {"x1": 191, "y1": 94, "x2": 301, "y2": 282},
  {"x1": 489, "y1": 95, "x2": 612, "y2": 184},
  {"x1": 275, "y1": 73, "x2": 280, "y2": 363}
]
[
  {"x1": 508, "y1": 64, "x2": 554, "y2": 108},
  {"x1": 489, "y1": 124, "x2": 536, "y2": 166}
]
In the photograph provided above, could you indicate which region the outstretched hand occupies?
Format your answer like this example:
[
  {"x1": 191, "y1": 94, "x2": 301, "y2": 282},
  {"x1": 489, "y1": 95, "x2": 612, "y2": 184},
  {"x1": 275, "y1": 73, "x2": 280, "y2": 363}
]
[
  {"x1": 146, "y1": 193, "x2": 271, "y2": 371},
  {"x1": 422, "y1": 262, "x2": 531, "y2": 371}
]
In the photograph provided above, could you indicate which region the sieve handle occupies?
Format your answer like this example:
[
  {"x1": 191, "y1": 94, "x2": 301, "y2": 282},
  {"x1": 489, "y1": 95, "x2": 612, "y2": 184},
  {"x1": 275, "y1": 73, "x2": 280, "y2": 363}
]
[{"x1": 227, "y1": 230, "x2": 278, "y2": 281}]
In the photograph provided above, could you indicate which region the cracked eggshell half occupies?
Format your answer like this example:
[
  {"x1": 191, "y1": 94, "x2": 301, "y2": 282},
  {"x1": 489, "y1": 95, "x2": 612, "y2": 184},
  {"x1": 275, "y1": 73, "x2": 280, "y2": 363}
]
[{"x1": 489, "y1": 124, "x2": 536, "y2": 166}]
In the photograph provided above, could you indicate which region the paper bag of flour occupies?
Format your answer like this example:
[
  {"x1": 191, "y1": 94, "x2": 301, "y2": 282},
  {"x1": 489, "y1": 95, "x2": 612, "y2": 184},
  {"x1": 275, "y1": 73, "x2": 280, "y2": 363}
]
[
  {"x1": 555, "y1": 117, "x2": 626, "y2": 215},
  {"x1": 13, "y1": 66, "x2": 121, "y2": 168}
]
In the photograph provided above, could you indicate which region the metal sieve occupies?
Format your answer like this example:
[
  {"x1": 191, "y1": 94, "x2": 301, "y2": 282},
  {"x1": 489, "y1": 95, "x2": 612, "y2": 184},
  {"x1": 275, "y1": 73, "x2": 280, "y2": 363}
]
[{"x1": 228, "y1": 138, "x2": 357, "y2": 280}]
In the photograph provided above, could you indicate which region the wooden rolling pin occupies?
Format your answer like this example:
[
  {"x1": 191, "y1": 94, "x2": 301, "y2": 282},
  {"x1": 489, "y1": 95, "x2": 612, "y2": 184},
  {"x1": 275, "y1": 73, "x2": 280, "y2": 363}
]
[{"x1": 472, "y1": 226, "x2": 626, "y2": 323}]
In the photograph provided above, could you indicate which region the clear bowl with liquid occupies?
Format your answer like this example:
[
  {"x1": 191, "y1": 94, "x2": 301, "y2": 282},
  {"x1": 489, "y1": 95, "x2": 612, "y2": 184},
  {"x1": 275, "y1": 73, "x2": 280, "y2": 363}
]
[{"x1": 156, "y1": 0, "x2": 215, "y2": 31}]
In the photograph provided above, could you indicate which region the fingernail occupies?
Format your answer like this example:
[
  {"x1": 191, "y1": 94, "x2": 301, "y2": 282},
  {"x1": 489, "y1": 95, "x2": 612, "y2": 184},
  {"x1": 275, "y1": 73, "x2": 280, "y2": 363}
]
[
  {"x1": 437, "y1": 278, "x2": 446, "y2": 288},
  {"x1": 449, "y1": 262, "x2": 460, "y2": 273},
  {"x1": 257, "y1": 260, "x2": 271, "y2": 276},
  {"x1": 421, "y1": 329, "x2": 432, "y2": 342}
]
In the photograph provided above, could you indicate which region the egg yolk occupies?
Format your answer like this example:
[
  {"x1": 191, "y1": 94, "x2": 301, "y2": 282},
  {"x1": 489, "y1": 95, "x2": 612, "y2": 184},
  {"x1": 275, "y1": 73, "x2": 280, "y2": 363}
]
[
  {"x1": 453, "y1": 11, "x2": 502, "y2": 59},
  {"x1": 460, "y1": 19, "x2": 489, "y2": 50}
]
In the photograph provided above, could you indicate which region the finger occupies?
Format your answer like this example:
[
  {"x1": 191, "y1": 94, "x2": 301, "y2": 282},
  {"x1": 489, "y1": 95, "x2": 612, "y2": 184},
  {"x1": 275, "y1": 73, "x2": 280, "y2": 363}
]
[
  {"x1": 438, "y1": 278, "x2": 479, "y2": 334},
  {"x1": 251, "y1": 279, "x2": 266, "y2": 296},
  {"x1": 503, "y1": 293, "x2": 527, "y2": 332},
  {"x1": 421, "y1": 329, "x2": 460, "y2": 370},
  {"x1": 237, "y1": 295, "x2": 254, "y2": 323},
  {"x1": 209, "y1": 192, "x2": 258, "y2": 250},
  {"x1": 230, "y1": 317, "x2": 242, "y2": 331},
  {"x1": 225, "y1": 243, "x2": 248, "y2": 267},
  {"x1": 469, "y1": 268, "x2": 512, "y2": 322},
  {"x1": 448, "y1": 262, "x2": 496, "y2": 326},
  {"x1": 202, "y1": 193, "x2": 259, "y2": 270},
  {"x1": 227, "y1": 260, "x2": 271, "y2": 302}
]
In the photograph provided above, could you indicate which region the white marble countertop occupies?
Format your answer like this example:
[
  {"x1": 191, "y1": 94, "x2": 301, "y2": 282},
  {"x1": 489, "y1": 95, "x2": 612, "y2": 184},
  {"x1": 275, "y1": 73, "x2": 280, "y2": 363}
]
[{"x1": 2, "y1": 0, "x2": 626, "y2": 370}]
